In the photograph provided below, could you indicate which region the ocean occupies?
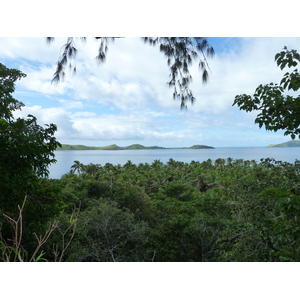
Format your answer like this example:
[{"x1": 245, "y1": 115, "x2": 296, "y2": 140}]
[{"x1": 48, "y1": 147, "x2": 300, "y2": 179}]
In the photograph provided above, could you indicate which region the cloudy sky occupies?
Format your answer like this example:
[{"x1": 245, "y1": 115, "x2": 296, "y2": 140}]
[{"x1": 1, "y1": 36, "x2": 299, "y2": 147}]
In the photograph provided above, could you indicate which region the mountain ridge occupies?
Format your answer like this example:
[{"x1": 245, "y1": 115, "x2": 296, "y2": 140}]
[{"x1": 56, "y1": 143, "x2": 215, "y2": 150}]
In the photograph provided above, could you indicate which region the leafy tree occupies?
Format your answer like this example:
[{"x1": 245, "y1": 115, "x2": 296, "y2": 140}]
[
  {"x1": 233, "y1": 46, "x2": 300, "y2": 139},
  {"x1": 47, "y1": 37, "x2": 214, "y2": 109},
  {"x1": 67, "y1": 199, "x2": 150, "y2": 262},
  {"x1": 190, "y1": 214, "x2": 227, "y2": 262},
  {"x1": 0, "y1": 62, "x2": 61, "y2": 232},
  {"x1": 84, "y1": 163, "x2": 101, "y2": 176},
  {"x1": 157, "y1": 181, "x2": 196, "y2": 202},
  {"x1": 109, "y1": 181, "x2": 152, "y2": 221}
]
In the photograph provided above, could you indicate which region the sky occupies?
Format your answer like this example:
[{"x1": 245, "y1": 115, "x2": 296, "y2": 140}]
[{"x1": 1, "y1": 36, "x2": 300, "y2": 148}]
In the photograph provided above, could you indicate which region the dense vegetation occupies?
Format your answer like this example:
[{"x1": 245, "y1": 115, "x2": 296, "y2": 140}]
[
  {"x1": 0, "y1": 63, "x2": 62, "y2": 262},
  {"x1": 3, "y1": 156, "x2": 300, "y2": 262}
]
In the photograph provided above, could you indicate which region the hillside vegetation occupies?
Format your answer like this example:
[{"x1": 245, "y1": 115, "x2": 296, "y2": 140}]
[
  {"x1": 3, "y1": 157, "x2": 300, "y2": 262},
  {"x1": 188, "y1": 144, "x2": 214, "y2": 149}
]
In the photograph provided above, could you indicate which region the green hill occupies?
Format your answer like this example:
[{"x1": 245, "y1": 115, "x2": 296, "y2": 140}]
[
  {"x1": 57, "y1": 144, "x2": 101, "y2": 150},
  {"x1": 125, "y1": 144, "x2": 166, "y2": 150},
  {"x1": 125, "y1": 144, "x2": 147, "y2": 149},
  {"x1": 267, "y1": 140, "x2": 300, "y2": 147},
  {"x1": 99, "y1": 144, "x2": 123, "y2": 150},
  {"x1": 189, "y1": 145, "x2": 215, "y2": 149}
]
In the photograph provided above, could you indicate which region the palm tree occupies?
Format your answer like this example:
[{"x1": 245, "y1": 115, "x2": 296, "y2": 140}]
[
  {"x1": 71, "y1": 160, "x2": 84, "y2": 175},
  {"x1": 84, "y1": 163, "x2": 100, "y2": 176}
]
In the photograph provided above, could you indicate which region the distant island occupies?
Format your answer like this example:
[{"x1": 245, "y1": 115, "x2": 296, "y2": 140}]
[
  {"x1": 267, "y1": 140, "x2": 300, "y2": 148},
  {"x1": 56, "y1": 143, "x2": 215, "y2": 151}
]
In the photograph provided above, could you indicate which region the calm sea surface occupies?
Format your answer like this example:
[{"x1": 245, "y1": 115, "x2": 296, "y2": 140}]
[{"x1": 48, "y1": 147, "x2": 300, "y2": 179}]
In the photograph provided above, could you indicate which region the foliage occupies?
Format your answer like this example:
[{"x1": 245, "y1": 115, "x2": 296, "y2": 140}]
[
  {"x1": 0, "y1": 155, "x2": 298, "y2": 262},
  {"x1": 44, "y1": 157, "x2": 300, "y2": 262},
  {"x1": 0, "y1": 63, "x2": 61, "y2": 214},
  {"x1": 66, "y1": 199, "x2": 150, "y2": 262},
  {"x1": 0, "y1": 196, "x2": 79, "y2": 262},
  {"x1": 0, "y1": 197, "x2": 58, "y2": 262},
  {"x1": 233, "y1": 46, "x2": 300, "y2": 139},
  {"x1": 0, "y1": 63, "x2": 63, "y2": 256},
  {"x1": 47, "y1": 37, "x2": 214, "y2": 109},
  {"x1": 189, "y1": 144, "x2": 214, "y2": 149}
]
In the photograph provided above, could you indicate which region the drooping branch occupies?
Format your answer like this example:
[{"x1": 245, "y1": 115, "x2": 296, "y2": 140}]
[
  {"x1": 47, "y1": 37, "x2": 214, "y2": 109},
  {"x1": 142, "y1": 37, "x2": 214, "y2": 109}
]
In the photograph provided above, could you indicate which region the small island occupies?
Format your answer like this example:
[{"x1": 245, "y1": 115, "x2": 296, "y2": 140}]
[
  {"x1": 188, "y1": 145, "x2": 214, "y2": 149},
  {"x1": 267, "y1": 140, "x2": 300, "y2": 147},
  {"x1": 56, "y1": 143, "x2": 214, "y2": 151}
]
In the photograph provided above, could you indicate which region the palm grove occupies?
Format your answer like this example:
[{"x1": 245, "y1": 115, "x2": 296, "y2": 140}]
[{"x1": 1, "y1": 38, "x2": 300, "y2": 261}]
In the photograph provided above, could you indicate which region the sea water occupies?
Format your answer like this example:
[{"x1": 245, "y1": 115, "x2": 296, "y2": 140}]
[{"x1": 48, "y1": 147, "x2": 300, "y2": 179}]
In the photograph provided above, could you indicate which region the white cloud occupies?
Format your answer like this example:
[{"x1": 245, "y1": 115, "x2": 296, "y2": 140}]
[
  {"x1": 12, "y1": 104, "x2": 189, "y2": 145},
  {"x1": 3, "y1": 37, "x2": 300, "y2": 147},
  {"x1": 0, "y1": 37, "x2": 68, "y2": 65},
  {"x1": 17, "y1": 64, "x2": 70, "y2": 95},
  {"x1": 72, "y1": 112, "x2": 97, "y2": 118},
  {"x1": 64, "y1": 38, "x2": 173, "y2": 110},
  {"x1": 71, "y1": 112, "x2": 176, "y2": 142},
  {"x1": 13, "y1": 105, "x2": 77, "y2": 139},
  {"x1": 58, "y1": 99, "x2": 84, "y2": 110}
]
